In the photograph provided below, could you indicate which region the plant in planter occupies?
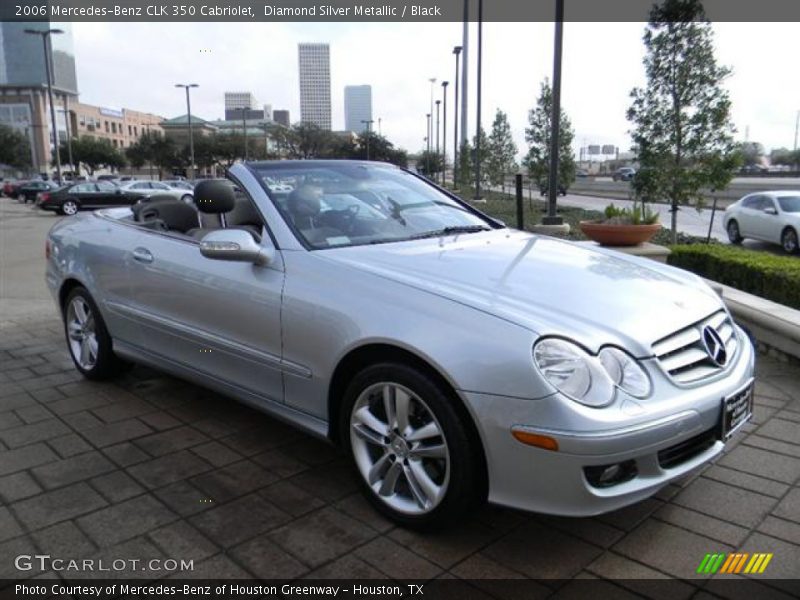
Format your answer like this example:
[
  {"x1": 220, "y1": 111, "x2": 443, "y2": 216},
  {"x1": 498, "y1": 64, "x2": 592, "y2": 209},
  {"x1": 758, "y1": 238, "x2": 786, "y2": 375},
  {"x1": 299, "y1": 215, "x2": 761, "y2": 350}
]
[{"x1": 580, "y1": 203, "x2": 662, "y2": 246}]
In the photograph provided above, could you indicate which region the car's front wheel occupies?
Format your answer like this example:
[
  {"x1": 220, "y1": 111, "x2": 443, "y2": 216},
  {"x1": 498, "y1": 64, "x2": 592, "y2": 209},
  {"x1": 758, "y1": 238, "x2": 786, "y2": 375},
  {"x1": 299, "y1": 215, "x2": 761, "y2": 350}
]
[
  {"x1": 63, "y1": 287, "x2": 126, "y2": 380},
  {"x1": 782, "y1": 227, "x2": 798, "y2": 254},
  {"x1": 16, "y1": 193, "x2": 25, "y2": 203},
  {"x1": 60, "y1": 199, "x2": 79, "y2": 216},
  {"x1": 341, "y1": 362, "x2": 483, "y2": 529},
  {"x1": 181, "y1": 194, "x2": 193, "y2": 204},
  {"x1": 727, "y1": 220, "x2": 743, "y2": 244}
]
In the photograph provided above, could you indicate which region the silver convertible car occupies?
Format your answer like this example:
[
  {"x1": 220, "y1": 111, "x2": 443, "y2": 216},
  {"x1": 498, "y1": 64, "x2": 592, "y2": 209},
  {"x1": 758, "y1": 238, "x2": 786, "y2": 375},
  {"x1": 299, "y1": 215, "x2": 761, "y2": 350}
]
[{"x1": 46, "y1": 161, "x2": 755, "y2": 528}]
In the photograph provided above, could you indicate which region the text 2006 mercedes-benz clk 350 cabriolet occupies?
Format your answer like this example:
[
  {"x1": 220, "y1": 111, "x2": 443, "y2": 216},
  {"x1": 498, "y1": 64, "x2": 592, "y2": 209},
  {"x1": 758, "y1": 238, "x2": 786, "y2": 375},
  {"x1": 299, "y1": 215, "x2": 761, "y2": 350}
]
[{"x1": 46, "y1": 161, "x2": 755, "y2": 528}]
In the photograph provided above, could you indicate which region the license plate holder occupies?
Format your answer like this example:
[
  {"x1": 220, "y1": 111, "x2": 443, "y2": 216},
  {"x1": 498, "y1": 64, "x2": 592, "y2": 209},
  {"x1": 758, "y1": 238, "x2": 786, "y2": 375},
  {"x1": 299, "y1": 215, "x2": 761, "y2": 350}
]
[{"x1": 720, "y1": 382, "x2": 754, "y2": 441}]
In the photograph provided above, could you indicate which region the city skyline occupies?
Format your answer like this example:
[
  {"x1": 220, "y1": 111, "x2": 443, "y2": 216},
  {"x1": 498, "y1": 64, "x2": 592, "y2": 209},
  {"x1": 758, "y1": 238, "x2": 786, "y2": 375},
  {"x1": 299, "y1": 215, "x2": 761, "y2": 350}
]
[{"x1": 13, "y1": 20, "x2": 800, "y2": 157}]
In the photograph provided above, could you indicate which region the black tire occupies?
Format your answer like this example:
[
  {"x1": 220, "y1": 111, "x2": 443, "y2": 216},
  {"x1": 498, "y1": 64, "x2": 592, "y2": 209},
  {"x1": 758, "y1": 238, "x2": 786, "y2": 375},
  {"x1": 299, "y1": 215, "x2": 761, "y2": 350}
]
[
  {"x1": 339, "y1": 362, "x2": 484, "y2": 530},
  {"x1": 181, "y1": 194, "x2": 193, "y2": 204},
  {"x1": 727, "y1": 220, "x2": 743, "y2": 244},
  {"x1": 782, "y1": 227, "x2": 798, "y2": 254},
  {"x1": 59, "y1": 199, "x2": 79, "y2": 216},
  {"x1": 63, "y1": 287, "x2": 126, "y2": 380}
]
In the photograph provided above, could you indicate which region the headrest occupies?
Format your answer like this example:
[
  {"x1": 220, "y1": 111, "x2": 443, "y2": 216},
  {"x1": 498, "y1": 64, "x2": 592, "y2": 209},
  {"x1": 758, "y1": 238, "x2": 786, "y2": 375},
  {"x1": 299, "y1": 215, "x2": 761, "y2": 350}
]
[
  {"x1": 287, "y1": 185, "x2": 322, "y2": 219},
  {"x1": 132, "y1": 198, "x2": 198, "y2": 233},
  {"x1": 194, "y1": 180, "x2": 236, "y2": 214}
]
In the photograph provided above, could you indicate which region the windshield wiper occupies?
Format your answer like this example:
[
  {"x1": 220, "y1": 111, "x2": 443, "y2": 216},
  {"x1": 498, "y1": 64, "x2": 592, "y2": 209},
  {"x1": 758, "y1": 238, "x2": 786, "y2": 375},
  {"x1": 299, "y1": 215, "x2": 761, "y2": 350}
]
[{"x1": 409, "y1": 225, "x2": 491, "y2": 240}]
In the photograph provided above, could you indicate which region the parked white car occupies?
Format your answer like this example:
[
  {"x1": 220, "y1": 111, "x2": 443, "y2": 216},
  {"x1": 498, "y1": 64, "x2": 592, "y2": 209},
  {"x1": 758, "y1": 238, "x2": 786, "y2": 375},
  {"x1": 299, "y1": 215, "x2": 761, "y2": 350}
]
[
  {"x1": 118, "y1": 180, "x2": 194, "y2": 204},
  {"x1": 723, "y1": 192, "x2": 800, "y2": 253}
]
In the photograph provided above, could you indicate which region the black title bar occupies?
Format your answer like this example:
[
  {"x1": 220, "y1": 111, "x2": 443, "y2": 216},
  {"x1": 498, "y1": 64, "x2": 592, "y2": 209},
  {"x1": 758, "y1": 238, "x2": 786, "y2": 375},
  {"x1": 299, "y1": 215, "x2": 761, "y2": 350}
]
[{"x1": 4, "y1": 0, "x2": 800, "y2": 22}]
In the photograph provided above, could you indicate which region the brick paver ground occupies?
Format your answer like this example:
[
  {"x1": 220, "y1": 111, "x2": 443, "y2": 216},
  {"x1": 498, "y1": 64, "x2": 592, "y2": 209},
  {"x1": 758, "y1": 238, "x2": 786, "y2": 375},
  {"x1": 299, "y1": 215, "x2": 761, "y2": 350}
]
[{"x1": 1, "y1": 312, "x2": 799, "y2": 596}]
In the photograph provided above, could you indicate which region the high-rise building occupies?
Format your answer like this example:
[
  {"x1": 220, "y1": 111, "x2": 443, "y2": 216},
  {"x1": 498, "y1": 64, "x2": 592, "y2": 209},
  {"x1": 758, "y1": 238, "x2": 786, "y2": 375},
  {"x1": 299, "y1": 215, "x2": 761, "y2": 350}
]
[
  {"x1": 263, "y1": 104, "x2": 273, "y2": 122},
  {"x1": 298, "y1": 43, "x2": 331, "y2": 130},
  {"x1": 273, "y1": 109, "x2": 290, "y2": 127},
  {"x1": 224, "y1": 91, "x2": 257, "y2": 111},
  {"x1": 344, "y1": 85, "x2": 372, "y2": 133},
  {"x1": 0, "y1": 22, "x2": 79, "y2": 173}
]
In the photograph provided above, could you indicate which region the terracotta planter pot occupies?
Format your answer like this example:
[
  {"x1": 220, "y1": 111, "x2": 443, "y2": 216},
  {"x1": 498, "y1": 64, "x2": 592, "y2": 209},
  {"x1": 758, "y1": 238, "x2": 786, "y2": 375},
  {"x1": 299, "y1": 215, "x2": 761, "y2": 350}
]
[{"x1": 579, "y1": 221, "x2": 662, "y2": 246}]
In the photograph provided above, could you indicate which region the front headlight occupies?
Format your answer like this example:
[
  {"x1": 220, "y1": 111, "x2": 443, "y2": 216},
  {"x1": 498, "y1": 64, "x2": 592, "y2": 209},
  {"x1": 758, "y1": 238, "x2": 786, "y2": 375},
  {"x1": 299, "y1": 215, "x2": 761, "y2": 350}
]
[
  {"x1": 598, "y1": 347, "x2": 652, "y2": 399},
  {"x1": 533, "y1": 339, "x2": 615, "y2": 407}
]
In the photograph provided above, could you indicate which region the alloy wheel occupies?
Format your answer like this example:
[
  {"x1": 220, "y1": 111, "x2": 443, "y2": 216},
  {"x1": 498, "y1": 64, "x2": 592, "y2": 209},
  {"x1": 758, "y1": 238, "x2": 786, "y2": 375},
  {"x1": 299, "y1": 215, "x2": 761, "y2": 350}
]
[
  {"x1": 66, "y1": 296, "x2": 98, "y2": 370},
  {"x1": 783, "y1": 228, "x2": 798, "y2": 253},
  {"x1": 62, "y1": 201, "x2": 78, "y2": 216},
  {"x1": 349, "y1": 382, "x2": 450, "y2": 515}
]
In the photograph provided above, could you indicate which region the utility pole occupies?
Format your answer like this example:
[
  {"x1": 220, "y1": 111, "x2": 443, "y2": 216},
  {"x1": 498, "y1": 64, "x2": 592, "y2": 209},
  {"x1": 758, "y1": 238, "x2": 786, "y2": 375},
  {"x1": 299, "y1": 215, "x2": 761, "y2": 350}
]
[
  {"x1": 452, "y1": 46, "x2": 462, "y2": 186},
  {"x1": 460, "y1": 0, "x2": 469, "y2": 146},
  {"x1": 435, "y1": 99, "x2": 441, "y2": 180},
  {"x1": 175, "y1": 83, "x2": 198, "y2": 178},
  {"x1": 361, "y1": 119, "x2": 374, "y2": 160},
  {"x1": 25, "y1": 28, "x2": 63, "y2": 182},
  {"x1": 543, "y1": 0, "x2": 565, "y2": 225},
  {"x1": 473, "y1": 0, "x2": 483, "y2": 200},
  {"x1": 441, "y1": 81, "x2": 449, "y2": 186}
]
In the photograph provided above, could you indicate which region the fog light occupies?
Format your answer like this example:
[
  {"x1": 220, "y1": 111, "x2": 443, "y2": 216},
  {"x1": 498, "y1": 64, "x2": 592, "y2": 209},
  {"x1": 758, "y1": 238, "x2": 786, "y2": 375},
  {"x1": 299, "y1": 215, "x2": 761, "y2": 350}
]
[{"x1": 584, "y1": 460, "x2": 637, "y2": 488}]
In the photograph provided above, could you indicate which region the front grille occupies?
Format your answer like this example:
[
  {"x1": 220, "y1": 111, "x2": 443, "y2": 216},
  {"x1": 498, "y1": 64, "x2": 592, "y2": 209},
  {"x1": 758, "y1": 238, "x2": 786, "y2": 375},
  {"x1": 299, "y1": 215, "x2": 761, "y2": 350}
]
[
  {"x1": 658, "y1": 427, "x2": 717, "y2": 469},
  {"x1": 652, "y1": 310, "x2": 738, "y2": 384}
]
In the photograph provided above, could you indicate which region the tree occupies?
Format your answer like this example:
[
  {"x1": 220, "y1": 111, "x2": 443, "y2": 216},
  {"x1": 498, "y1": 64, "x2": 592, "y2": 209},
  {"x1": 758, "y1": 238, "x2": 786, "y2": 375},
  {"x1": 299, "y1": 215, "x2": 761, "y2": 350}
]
[
  {"x1": 472, "y1": 126, "x2": 490, "y2": 189},
  {"x1": 0, "y1": 124, "x2": 32, "y2": 170},
  {"x1": 486, "y1": 109, "x2": 518, "y2": 193},
  {"x1": 627, "y1": 0, "x2": 739, "y2": 243},
  {"x1": 351, "y1": 131, "x2": 408, "y2": 166},
  {"x1": 416, "y1": 150, "x2": 443, "y2": 177},
  {"x1": 269, "y1": 122, "x2": 333, "y2": 159},
  {"x1": 457, "y1": 140, "x2": 474, "y2": 192},
  {"x1": 57, "y1": 136, "x2": 126, "y2": 176},
  {"x1": 736, "y1": 141, "x2": 764, "y2": 167},
  {"x1": 524, "y1": 79, "x2": 576, "y2": 191}
]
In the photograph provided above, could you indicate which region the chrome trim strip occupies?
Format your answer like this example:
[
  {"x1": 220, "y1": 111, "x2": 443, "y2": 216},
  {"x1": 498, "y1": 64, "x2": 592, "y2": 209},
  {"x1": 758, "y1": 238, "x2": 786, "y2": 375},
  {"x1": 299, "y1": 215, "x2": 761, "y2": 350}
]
[{"x1": 105, "y1": 300, "x2": 312, "y2": 378}]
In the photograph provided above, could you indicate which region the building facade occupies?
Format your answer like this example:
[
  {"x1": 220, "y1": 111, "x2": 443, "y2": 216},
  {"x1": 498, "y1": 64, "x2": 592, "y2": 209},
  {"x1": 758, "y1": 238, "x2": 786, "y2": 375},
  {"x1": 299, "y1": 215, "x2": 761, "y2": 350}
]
[
  {"x1": 272, "y1": 110, "x2": 290, "y2": 127},
  {"x1": 0, "y1": 22, "x2": 79, "y2": 173},
  {"x1": 224, "y1": 91, "x2": 257, "y2": 112},
  {"x1": 298, "y1": 43, "x2": 331, "y2": 130},
  {"x1": 70, "y1": 103, "x2": 164, "y2": 150},
  {"x1": 344, "y1": 85, "x2": 372, "y2": 133}
]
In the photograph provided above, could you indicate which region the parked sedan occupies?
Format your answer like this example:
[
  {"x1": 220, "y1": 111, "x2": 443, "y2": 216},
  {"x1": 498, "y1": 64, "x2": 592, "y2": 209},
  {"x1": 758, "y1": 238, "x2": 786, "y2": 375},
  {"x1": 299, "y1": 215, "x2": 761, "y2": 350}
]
[
  {"x1": 15, "y1": 180, "x2": 60, "y2": 204},
  {"x1": 38, "y1": 180, "x2": 146, "y2": 215},
  {"x1": 723, "y1": 191, "x2": 800, "y2": 253},
  {"x1": 46, "y1": 160, "x2": 755, "y2": 528},
  {"x1": 3, "y1": 179, "x2": 29, "y2": 198},
  {"x1": 612, "y1": 167, "x2": 636, "y2": 182},
  {"x1": 118, "y1": 180, "x2": 194, "y2": 204}
]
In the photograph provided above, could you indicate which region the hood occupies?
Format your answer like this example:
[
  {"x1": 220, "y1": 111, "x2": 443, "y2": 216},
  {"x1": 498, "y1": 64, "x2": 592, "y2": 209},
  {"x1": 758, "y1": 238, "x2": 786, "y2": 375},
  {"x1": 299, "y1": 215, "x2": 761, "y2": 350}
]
[{"x1": 323, "y1": 230, "x2": 724, "y2": 356}]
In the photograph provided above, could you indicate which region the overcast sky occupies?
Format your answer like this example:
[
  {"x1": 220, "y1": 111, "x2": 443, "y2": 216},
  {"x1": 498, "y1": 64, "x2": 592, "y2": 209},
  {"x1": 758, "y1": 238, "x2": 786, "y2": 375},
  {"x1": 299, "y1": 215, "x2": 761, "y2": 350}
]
[{"x1": 71, "y1": 21, "x2": 799, "y2": 158}]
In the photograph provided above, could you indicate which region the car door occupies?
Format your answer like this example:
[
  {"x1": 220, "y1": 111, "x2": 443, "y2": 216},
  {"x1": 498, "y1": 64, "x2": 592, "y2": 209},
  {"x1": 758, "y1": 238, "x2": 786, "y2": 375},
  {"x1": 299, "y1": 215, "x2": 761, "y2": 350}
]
[
  {"x1": 92, "y1": 180, "x2": 125, "y2": 206},
  {"x1": 757, "y1": 196, "x2": 783, "y2": 243},
  {"x1": 69, "y1": 183, "x2": 97, "y2": 207},
  {"x1": 125, "y1": 201, "x2": 285, "y2": 405},
  {"x1": 737, "y1": 195, "x2": 763, "y2": 238}
]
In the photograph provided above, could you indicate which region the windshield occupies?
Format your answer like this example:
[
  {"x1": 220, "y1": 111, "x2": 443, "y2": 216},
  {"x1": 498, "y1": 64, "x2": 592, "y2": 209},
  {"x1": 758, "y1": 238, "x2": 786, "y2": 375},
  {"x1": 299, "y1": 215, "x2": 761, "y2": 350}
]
[
  {"x1": 777, "y1": 196, "x2": 800, "y2": 213},
  {"x1": 251, "y1": 163, "x2": 496, "y2": 249}
]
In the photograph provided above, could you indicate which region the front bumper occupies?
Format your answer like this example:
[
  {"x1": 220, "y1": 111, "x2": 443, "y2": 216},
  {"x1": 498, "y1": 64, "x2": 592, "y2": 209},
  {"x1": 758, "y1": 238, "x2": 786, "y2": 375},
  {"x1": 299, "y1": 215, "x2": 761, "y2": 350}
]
[{"x1": 463, "y1": 327, "x2": 756, "y2": 516}]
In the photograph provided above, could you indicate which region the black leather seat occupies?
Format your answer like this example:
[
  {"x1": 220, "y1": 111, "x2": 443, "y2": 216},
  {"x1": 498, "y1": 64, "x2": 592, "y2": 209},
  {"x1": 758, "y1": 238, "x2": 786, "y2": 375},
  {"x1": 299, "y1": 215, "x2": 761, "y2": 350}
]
[
  {"x1": 226, "y1": 195, "x2": 264, "y2": 241},
  {"x1": 131, "y1": 197, "x2": 199, "y2": 234},
  {"x1": 187, "y1": 180, "x2": 236, "y2": 240}
]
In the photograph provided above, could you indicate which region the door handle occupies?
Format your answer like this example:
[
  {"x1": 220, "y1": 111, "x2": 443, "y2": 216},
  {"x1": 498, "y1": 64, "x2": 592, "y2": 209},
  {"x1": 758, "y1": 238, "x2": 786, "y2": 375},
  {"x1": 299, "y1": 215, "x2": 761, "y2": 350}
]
[{"x1": 132, "y1": 247, "x2": 153, "y2": 264}]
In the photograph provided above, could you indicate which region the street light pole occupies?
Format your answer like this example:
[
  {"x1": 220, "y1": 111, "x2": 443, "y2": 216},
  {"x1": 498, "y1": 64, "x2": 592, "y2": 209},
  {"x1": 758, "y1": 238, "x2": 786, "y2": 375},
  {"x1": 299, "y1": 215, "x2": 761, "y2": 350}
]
[
  {"x1": 794, "y1": 110, "x2": 799, "y2": 152},
  {"x1": 474, "y1": 0, "x2": 483, "y2": 200},
  {"x1": 59, "y1": 101, "x2": 74, "y2": 177},
  {"x1": 460, "y1": 0, "x2": 469, "y2": 147},
  {"x1": 24, "y1": 28, "x2": 63, "y2": 182},
  {"x1": 361, "y1": 119, "x2": 374, "y2": 160},
  {"x1": 175, "y1": 83, "x2": 198, "y2": 178},
  {"x1": 452, "y1": 46, "x2": 462, "y2": 187},
  {"x1": 544, "y1": 0, "x2": 565, "y2": 225},
  {"x1": 426, "y1": 113, "x2": 431, "y2": 174},
  {"x1": 435, "y1": 100, "x2": 441, "y2": 180},
  {"x1": 242, "y1": 108, "x2": 248, "y2": 160},
  {"x1": 441, "y1": 81, "x2": 449, "y2": 187},
  {"x1": 428, "y1": 77, "x2": 436, "y2": 157}
]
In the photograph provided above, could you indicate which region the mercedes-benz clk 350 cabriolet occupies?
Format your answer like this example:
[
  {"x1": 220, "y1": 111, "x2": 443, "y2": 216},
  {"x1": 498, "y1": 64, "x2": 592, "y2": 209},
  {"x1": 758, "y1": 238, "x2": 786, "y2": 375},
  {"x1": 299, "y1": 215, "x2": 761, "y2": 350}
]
[{"x1": 46, "y1": 161, "x2": 755, "y2": 528}]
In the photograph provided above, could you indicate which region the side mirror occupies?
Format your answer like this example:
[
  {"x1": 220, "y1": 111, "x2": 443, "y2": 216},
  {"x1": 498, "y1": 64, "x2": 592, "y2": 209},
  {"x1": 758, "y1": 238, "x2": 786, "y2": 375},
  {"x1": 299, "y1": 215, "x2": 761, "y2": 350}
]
[
  {"x1": 199, "y1": 229, "x2": 273, "y2": 266},
  {"x1": 764, "y1": 207, "x2": 778, "y2": 215}
]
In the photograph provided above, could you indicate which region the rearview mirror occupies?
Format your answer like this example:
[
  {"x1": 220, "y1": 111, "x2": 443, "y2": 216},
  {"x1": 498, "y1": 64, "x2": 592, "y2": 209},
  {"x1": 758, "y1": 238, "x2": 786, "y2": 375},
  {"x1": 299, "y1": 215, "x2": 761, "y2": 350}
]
[
  {"x1": 199, "y1": 229, "x2": 273, "y2": 266},
  {"x1": 764, "y1": 207, "x2": 778, "y2": 215}
]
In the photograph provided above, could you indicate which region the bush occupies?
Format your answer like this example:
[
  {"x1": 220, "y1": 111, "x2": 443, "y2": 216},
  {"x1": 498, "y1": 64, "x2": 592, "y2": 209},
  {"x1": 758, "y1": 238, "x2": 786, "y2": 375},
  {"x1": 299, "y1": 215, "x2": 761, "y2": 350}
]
[{"x1": 668, "y1": 244, "x2": 800, "y2": 309}]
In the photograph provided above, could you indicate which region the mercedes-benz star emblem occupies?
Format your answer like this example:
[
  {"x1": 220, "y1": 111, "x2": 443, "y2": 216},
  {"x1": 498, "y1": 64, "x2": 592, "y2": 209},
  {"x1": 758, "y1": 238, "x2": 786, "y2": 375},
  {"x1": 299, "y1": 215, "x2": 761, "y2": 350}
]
[{"x1": 702, "y1": 325, "x2": 728, "y2": 367}]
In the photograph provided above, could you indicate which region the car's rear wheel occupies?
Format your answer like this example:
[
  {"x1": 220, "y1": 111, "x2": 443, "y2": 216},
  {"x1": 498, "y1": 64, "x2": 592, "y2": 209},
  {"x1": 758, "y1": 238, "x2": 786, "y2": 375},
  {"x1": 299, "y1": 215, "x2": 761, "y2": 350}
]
[
  {"x1": 782, "y1": 227, "x2": 798, "y2": 254},
  {"x1": 727, "y1": 220, "x2": 743, "y2": 244},
  {"x1": 63, "y1": 287, "x2": 126, "y2": 380},
  {"x1": 60, "y1": 200, "x2": 79, "y2": 216},
  {"x1": 16, "y1": 193, "x2": 25, "y2": 203},
  {"x1": 341, "y1": 362, "x2": 483, "y2": 529},
  {"x1": 181, "y1": 194, "x2": 193, "y2": 204}
]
